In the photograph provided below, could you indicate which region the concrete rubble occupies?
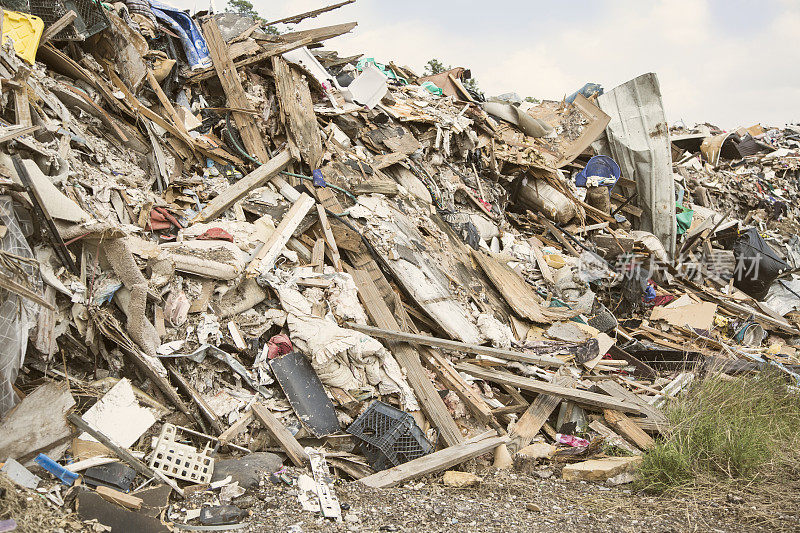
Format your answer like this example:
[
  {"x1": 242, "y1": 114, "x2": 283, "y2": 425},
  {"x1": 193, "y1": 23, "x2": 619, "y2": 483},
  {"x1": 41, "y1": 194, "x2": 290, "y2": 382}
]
[{"x1": 0, "y1": 0, "x2": 798, "y2": 530}]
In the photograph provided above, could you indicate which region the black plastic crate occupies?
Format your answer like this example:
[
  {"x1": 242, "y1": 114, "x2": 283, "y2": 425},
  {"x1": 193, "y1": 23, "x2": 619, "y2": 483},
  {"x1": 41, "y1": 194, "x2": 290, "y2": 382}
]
[{"x1": 347, "y1": 401, "x2": 433, "y2": 471}]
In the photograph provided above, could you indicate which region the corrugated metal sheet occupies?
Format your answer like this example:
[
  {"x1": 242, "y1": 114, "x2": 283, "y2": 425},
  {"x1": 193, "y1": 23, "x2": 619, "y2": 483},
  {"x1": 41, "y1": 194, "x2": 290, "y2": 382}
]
[{"x1": 597, "y1": 73, "x2": 677, "y2": 258}]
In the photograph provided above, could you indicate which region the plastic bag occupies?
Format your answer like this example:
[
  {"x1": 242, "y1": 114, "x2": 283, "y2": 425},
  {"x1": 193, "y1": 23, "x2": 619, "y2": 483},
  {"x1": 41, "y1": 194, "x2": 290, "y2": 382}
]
[
  {"x1": 732, "y1": 228, "x2": 789, "y2": 300},
  {"x1": 0, "y1": 196, "x2": 40, "y2": 415}
]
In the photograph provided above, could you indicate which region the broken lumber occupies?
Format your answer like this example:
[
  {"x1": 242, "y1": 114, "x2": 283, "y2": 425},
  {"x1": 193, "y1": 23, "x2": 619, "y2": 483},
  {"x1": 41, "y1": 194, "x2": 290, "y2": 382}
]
[
  {"x1": 471, "y1": 249, "x2": 574, "y2": 323},
  {"x1": 603, "y1": 410, "x2": 656, "y2": 449},
  {"x1": 189, "y1": 37, "x2": 315, "y2": 83},
  {"x1": 38, "y1": 11, "x2": 78, "y2": 47},
  {"x1": 265, "y1": 1, "x2": 355, "y2": 26},
  {"x1": 273, "y1": 56, "x2": 324, "y2": 169},
  {"x1": 507, "y1": 376, "x2": 574, "y2": 455},
  {"x1": 251, "y1": 402, "x2": 310, "y2": 467},
  {"x1": 194, "y1": 149, "x2": 293, "y2": 222},
  {"x1": 95, "y1": 486, "x2": 143, "y2": 510},
  {"x1": 345, "y1": 322, "x2": 564, "y2": 368},
  {"x1": 316, "y1": 204, "x2": 343, "y2": 271},
  {"x1": 218, "y1": 409, "x2": 255, "y2": 445},
  {"x1": 455, "y1": 363, "x2": 645, "y2": 414},
  {"x1": 0, "y1": 124, "x2": 39, "y2": 144},
  {"x1": 419, "y1": 346, "x2": 501, "y2": 431},
  {"x1": 0, "y1": 381, "x2": 74, "y2": 461},
  {"x1": 246, "y1": 193, "x2": 316, "y2": 276},
  {"x1": 202, "y1": 18, "x2": 270, "y2": 163},
  {"x1": 360, "y1": 432, "x2": 507, "y2": 488}
]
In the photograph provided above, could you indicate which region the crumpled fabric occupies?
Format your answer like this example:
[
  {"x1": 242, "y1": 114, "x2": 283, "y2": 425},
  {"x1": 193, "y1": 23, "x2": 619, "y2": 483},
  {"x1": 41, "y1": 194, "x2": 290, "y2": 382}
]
[
  {"x1": 271, "y1": 281, "x2": 418, "y2": 411},
  {"x1": 125, "y1": 0, "x2": 157, "y2": 25},
  {"x1": 267, "y1": 334, "x2": 293, "y2": 359}
]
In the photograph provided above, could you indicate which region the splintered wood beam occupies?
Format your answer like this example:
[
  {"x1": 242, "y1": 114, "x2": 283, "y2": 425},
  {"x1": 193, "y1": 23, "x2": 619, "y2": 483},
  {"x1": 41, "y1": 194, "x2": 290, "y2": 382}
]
[
  {"x1": 189, "y1": 37, "x2": 315, "y2": 83},
  {"x1": 38, "y1": 10, "x2": 77, "y2": 47},
  {"x1": 194, "y1": 149, "x2": 292, "y2": 222},
  {"x1": 272, "y1": 56, "x2": 324, "y2": 169},
  {"x1": 316, "y1": 205, "x2": 342, "y2": 271},
  {"x1": 507, "y1": 376, "x2": 574, "y2": 455},
  {"x1": 604, "y1": 409, "x2": 655, "y2": 450},
  {"x1": 252, "y1": 402, "x2": 309, "y2": 467},
  {"x1": 265, "y1": 1, "x2": 355, "y2": 26},
  {"x1": 345, "y1": 322, "x2": 564, "y2": 368},
  {"x1": 351, "y1": 269, "x2": 463, "y2": 447},
  {"x1": 360, "y1": 431, "x2": 506, "y2": 488},
  {"x1": 67, "y1": 413, "x2": 184, "y2": 497},
  {"x1": 273, "y1": 22, "x2": 358, "y2": 45},
  {"x1": 455, "y1": 363, "x2": 645, "y2": 415},
  {"x1": 246, "y1": 193, "x2": 316, "y2": 276},
  {"x1": 202, "y1": 18, "x2": 270, "y2": 163},
  {"x1": 419, "y1": 346, "x2": 500, "y2": 431}
]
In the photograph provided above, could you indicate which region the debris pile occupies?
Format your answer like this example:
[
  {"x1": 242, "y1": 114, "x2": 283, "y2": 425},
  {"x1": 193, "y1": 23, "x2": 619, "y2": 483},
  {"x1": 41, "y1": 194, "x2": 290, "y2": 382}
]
[{"x1": 0, "y1": 1, "x2": 798, "y2": 530}]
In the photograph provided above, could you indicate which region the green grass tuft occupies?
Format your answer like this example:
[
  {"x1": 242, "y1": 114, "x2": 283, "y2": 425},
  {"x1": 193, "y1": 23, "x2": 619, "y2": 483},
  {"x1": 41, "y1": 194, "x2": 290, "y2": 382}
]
[{"x1": 637, "y1": 370, "x2": 800, "y2": 494}]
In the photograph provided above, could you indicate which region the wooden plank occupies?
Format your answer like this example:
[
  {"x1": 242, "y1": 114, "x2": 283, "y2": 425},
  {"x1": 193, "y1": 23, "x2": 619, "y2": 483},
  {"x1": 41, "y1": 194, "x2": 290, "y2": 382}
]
[
  {"x1": 316, "y1": 205, "x2": 342, "y2": 271},
  {"x1": 274, "y1": 22, "x2": 358, "y2": 45},
  {"x1": 38, "y1": 10, "x2": 77, "y2": 47},
  {"x1": 0, "y1": 124, "x2": 39, "y2": 144},
  {"x1": 345, "y1": 322, "x2": 564, "y2": 368},
  {"x1": 507, "y1": 376, "x2": 573, "y2": 455},
  {"x1": 252, "y1": 402, "x2": 310, "y2": 467},
  {"x1": 311, "y1": 238, "x2": 325, "y2": 273},
  {"x1": 168, "y1": 365, "x2": 224, "y2": 435},
  {"x1": 594, "y1": 380, "x2": 666, "y2": 426},
  {"x1": 350, "y1": 269, "x2": 463, "y2": 447},
  {"x1": 145, "y1": 69, "x2": 194, "y2": 144},
  {"x1": 190, "y1": 37, "x2": 315, "y2": 83},
  {"x1": 12, "y1": 72, "x2": 31, "y2": 127},
  {"x1": 194, "y1": 149, "x2": 292, "y2": 222},
  {"x1": 246, "y1": 193, "x2": 316, "y2": 276},
  {"x1": 360, "y1": 433, "x2": 507, "y2": 488},
  {"x1": 537, "y1": 215, "x2": 581, "y2": 257},
  {"x1": 588, "y1": 420, "x2": 641, "y2": 455},
  {"x1": 95, "y1": 486, "x2": 143, "y2": 510},
  {"x1": 0, "y1": 382, "x2": 74, "y2": 461},
  {"x1": 107, "y1": 69, "x2": 195, "y2": 158},
  {"x1": 218, "y1": 409, "x2": 255, "y2": 446},
  {"x1": 529, "y1": 237, "x2": 554, "y2": 285},
  {"x1": 265, "y1": 1, "x2": 355, "y2": 26},
  {"x1": 202, "y1": 18, "x2": 269, "y2": 163},
  {"x1": 455, "y1": 363, "x2": 644, "y2": 414},
  {"x1": 471, "y1": 249, "x2": 570, "y2": 323},
  {"x1": 273, "y1": 56, "x2": 324, "y2": 169},
  {"x1": 419, "y1": 346, "x2": 499, "y2": 430},
  {"x1": 603, "y1": 409, "x2": 655, "y2": 450},
  {"x1": 607, "y1": 345, "x2": 657, "y2": 379}
]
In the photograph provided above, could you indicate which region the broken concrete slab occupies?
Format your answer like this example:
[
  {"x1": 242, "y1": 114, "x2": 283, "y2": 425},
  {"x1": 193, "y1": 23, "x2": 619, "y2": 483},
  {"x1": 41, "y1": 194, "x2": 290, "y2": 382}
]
[{"x1": 562, "y1": 456, "x2": 642, "y2": 482}]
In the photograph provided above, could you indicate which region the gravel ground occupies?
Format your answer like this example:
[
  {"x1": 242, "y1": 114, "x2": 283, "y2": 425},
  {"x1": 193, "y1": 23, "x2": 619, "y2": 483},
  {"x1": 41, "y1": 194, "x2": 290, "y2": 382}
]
[{"x1": 193, "y1": 468, "x2": 800, "y2": 533}]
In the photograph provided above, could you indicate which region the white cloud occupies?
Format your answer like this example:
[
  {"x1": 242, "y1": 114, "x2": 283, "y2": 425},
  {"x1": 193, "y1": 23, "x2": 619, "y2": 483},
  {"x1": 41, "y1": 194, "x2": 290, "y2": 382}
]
[{"x1": 167, "y1": 0, "x2": 800, "y2": 128}]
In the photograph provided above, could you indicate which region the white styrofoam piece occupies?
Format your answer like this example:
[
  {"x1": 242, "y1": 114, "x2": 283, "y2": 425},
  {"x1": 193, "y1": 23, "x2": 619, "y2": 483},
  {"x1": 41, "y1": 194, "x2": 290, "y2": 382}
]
[{"x1": 78, "y1": 378, "x2": 156, "y2": 448}]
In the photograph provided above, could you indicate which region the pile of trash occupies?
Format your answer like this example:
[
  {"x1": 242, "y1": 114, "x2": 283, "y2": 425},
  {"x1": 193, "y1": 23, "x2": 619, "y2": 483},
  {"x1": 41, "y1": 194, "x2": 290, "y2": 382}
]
[{"x1": 0, "y1": 0, "x2": 798, "y2": 530}]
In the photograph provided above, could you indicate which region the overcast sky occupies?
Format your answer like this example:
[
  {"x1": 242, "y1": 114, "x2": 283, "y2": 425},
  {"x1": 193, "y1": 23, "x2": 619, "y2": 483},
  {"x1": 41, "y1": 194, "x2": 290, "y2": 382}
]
[{"x1": 171, "y1": 0, "x2": 799, "y2": 130}]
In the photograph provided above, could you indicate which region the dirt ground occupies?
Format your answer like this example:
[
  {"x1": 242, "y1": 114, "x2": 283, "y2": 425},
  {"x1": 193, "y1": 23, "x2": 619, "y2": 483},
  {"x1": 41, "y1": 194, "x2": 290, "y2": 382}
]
[{"x1": 235, "y1": 469, "x2": 800, "y2": 533}]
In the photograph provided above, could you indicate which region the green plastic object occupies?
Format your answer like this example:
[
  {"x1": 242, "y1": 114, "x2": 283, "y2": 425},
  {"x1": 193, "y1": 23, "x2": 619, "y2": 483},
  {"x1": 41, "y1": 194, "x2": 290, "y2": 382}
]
[
  {"x1": 421, "y1": 81, "x2": 443, "y2": 96},
  {"x1": 676, "y1": 203, "x2": 694, "y2": 235},
  {"x1": 356, "y1": 57, "x2": 407, "y2": 85}
]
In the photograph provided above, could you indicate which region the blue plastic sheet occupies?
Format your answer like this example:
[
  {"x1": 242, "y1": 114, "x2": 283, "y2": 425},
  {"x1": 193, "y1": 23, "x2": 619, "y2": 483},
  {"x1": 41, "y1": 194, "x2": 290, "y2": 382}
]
[{"x1": 150, "y1": 1, "x2": 211, "y2": 70}]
